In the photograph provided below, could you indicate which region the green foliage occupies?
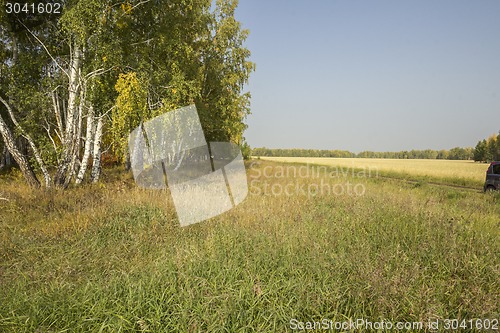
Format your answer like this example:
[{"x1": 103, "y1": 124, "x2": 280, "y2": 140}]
[
  {"x1": 253, "y1": 147, "x2": 355, "y2": 158},
  {"x1": 240, "y1": 140, "x2": 251, "y2": 160},
  {"x1": 112, "y1": 72, "x2": 147, "y2": 161},
  {"x1": 447, "y1": 146, "x2": 474, "y2": 160},
  {"x1": 58, "y1": 0, "x2": 105, "y2": 41},
  {"x1": 252, "y1": 147, "x2": 476, "y2": 160},
  {"x1": 161, "y1": 63, "x2": 201, "y2": 112},
  {"x1": 474, "y1": 139, "x2": 488, "y2": 162},
  {"x1": 473, "y1": 132, "x2": 500, "y2": 162},
  {"x1": 105, "y1": 0, "x2": 254, "y2": 162},
  {"x1": 196, "y1": 0, "x2": 255, "y2": 144}
]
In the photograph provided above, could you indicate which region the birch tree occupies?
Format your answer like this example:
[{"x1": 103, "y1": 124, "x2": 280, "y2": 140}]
[
  {"x1": 1, "y1": 0, "x2": 120, "y2": 187},
  {"x1": 107, "y1": 0, "x2": 254, "y2": 163},
  {"x1": 0, "y1": 0, "x2": 254, "y2": 188}
]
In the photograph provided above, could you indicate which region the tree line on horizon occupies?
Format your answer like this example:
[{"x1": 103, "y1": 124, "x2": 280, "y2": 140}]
[
  {"x1": 473, "y1": 132, "x2": 500, "y2": 162},
  {"x1": 253, "y1": 131, "x2": 500, "y2": 162}
]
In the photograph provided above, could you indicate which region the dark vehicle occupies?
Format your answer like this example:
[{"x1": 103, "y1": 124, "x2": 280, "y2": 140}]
[{"x1": 484, "y1": 161, "x2": 500, "y2": 192}]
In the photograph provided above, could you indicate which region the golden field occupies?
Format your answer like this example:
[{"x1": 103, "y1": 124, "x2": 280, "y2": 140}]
[{"x1": 259, "y1": 157, "x2": 489, "y2": 187}]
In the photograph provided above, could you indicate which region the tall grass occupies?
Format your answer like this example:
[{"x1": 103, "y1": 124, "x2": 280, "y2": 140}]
[{"x1": 0, "y1": 161, "x2": 498, "y2": 332}]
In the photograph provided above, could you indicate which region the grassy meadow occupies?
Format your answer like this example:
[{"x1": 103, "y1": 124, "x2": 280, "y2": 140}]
[{"x1": 0, "y1": 159, "x2": 499, "y2": 332}]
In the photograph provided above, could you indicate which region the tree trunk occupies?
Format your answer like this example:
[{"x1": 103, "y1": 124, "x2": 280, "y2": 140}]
[
  {"x1": 51, "y1": 80, "x2": 64, "y2": 139},
  {"x1": 54, "y1": 44, "x2": 82, "y2": 186},
  {"x1": 0, "y1": 145, "x2": 14, "y2": 170},
  {"x1": 75, "y1": 105, "x2": 96, "y2": 184},
  {"x1": 63, "y1": 83, "x2": 85, "y2": 188},
  {"x1": 90, "y1": 116, "x2": 103, "y2": 183},
  {"x1": 0, "y1": 114, "x2": 40, "y2": 187},
  {"x1": 0, "y1": 95, "x2": 51, "y2": 186}
]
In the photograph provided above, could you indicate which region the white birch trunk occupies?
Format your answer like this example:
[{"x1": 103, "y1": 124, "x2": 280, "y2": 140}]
[
  {"x1": 52, "y1": 87, "x2": 64, "y2": 140},
  {"x1": 54, "y1": 44, "x2": 82, "y2": 186},
  {"x1": 75, "y1": 105, "x2": 96, "y2": 184},
  {"x1": 90, "y1": 116, "x2": 103, "y2": 183},
  {"x1": 63, "y1": 83, "x2": 85, "y2": 187},
  {"x1": 0, "y1": 114, "x2": 40, "y2": 187},
  {"x1": 65, "y1": 46, "x2": 82, "y2": 141},
  {"x1": 0, "y1": 96, "x2": 51, "y2": 187}
]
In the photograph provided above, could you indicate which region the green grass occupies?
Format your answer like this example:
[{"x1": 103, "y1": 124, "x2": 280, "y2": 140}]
[{"x1": 0, "y1": 160, "x2": 499, "y2": 332}]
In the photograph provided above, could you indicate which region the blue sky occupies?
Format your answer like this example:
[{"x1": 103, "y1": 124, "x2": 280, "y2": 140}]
[{"x1": 235, "y1": 0, "x2": 500, "y2": 152}]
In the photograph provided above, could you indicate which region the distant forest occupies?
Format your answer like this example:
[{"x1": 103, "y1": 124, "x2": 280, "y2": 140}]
[{"x1": 253, "y1": 131, "x2": 500, "y2": 162}]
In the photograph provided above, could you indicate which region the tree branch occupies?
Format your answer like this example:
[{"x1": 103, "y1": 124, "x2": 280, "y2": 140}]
[
  {"x1": 116, "y1": 0, "x2": 152, "y2": 20},
  {"x1": 85, "y1": 66, "x2": 117, "y2": 80},
  {"x1": 18, "y1": 20, "x2": 69, "y2": 79},
  {"x1": 43, "y1": 119, "x2": 60, "y2": 162}
]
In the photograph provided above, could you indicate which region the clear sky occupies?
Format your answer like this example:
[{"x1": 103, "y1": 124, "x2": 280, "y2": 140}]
[{"x1": 235, "y1": 0, "x2": 500, "y2": 152}]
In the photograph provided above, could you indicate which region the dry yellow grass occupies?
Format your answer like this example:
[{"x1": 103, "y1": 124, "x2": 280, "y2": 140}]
[{"x1": 259, "y1": 157, "x2": 488, "y2": 185}]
